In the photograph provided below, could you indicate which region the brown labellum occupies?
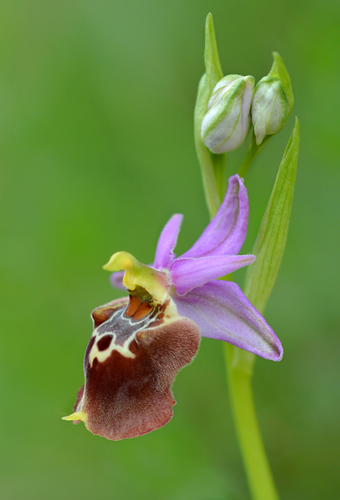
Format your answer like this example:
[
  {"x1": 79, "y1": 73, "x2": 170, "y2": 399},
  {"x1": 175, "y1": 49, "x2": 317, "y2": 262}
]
[{"x1": 73, "y1": 292, "x2": 200, "y2": 440}]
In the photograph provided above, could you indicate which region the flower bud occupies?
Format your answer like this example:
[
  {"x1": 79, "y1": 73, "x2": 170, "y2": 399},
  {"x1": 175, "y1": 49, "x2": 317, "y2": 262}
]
[
  {"x1": 201, "y1": 74, "x2": 255, "y2": 154},
  {"x1": 252, "y1": 52, "x2": 294, "y2": 145}
]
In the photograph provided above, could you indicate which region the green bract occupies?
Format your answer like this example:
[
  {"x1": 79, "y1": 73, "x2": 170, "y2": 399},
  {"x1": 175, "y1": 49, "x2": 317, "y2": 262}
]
[
  {"x1": 194, "y1": 13, "x2": 224, "y2": 216},
  {"x1": 244, "y1": 118, "x2": 300, "y2": 314},
  {"x1": 252, "y1": 52, "x2": 294, "y2": 145}
]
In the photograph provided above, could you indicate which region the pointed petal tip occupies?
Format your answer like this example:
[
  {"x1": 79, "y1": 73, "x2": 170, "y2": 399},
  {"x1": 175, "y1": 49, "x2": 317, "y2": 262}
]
[
  {"x1": 154, "y1": 213, "x2": 183, "y2": 270},
  {"x1": 245, "y1": 254, "x2": 256, "y2": 263},
  {"x1": 62, "y1": 410, "x2": 87, "y2": 423},
  {"x1": 261, "y1": 339, "x2": 283, "y2": 362},
  {"x1": 273, "y1": 346, "x2": 284, "y2": 362},
  {"x1": 229, "y1": 172, "x2": 244, "y2": 185}
]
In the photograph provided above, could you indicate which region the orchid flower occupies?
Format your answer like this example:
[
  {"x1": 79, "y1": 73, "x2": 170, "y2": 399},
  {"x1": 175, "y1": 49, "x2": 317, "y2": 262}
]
[{"x1": 63, "y1": 174, "x2": 283, "y2": 441}]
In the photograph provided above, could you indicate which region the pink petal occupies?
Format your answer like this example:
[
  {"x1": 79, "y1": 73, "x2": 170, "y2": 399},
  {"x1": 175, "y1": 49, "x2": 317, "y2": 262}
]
[
  {"x1": 174, "y1": 280, "x2": 283, "y2": 361},
  {"x1": 181, "y1": 174, "x2": 248, "y2": 258},
  {"x1": 154, "y1": 214, "x2": 183, "y2": 270},
  {"x1": 109, "y1": 270, "x2": 126, "y2": 290},
  {"x1": 170, "y1": 254, "x2": 255, "y2": 295}
]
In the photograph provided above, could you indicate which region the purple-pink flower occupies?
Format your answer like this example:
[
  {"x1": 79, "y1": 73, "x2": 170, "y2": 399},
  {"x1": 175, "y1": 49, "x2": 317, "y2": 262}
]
[{"x1": 63, "y1": 174, "x2": 283, "y2": 440}]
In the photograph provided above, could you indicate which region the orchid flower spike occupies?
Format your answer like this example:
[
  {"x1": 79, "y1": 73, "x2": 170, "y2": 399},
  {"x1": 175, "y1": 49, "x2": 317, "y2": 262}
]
[{"x1": 63, "y1": 175, "x2": 283, "y2": 441}]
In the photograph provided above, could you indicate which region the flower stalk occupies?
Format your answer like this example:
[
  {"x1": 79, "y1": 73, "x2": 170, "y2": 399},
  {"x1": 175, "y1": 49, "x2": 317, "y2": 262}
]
[
  {"x1": 204, "y1": 171, "x2": 280, "y2": 500},
  {"x1": 201, "y1": 154, "x2": 279, "y2": 498},
  {"x1": 225, "y1": 344, "x2": 279, "y2": 500},
  {"x1": 202, "y1": 120, "x2": 300, "y2": 500},
  {"x1": 196, "y1": 14, "x2": 300, "y2": 500},
  {"x1": 224, "y1": 116, "x2": 301, "y2": 491},
  {"x1": 237, "y1": 129, "x2": 270, "y2": 178}
]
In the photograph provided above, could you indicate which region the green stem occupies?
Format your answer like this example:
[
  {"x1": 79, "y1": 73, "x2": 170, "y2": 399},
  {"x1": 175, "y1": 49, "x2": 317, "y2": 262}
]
[
  {"x1": 224, "y1": 345, "x2": 279, "y2": 500},
  {"x1": 213, "y1": 152, "x2": 226, "y2": 203},
  {"x1": 201, "y1": 159, "x2": 279, "y2": 500},
  {"x1": 238, "y1": 131, "x2": 271, "y2": 178}
]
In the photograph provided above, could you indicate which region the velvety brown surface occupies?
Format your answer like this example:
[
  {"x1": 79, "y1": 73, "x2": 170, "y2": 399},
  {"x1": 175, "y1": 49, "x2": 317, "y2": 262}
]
[{"x1": 82, "y1": 315, "x2": 200, "y2": 440}]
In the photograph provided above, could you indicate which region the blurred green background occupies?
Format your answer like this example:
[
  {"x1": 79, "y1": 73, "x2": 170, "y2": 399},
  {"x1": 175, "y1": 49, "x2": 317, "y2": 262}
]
[{"x1": 1, "y1": 0, "x2": 339, "y2": 499}]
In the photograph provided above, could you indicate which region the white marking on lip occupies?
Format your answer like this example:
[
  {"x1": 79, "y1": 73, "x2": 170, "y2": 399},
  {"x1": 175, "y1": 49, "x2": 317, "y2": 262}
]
[
  {"x1": 89, "y1": 329, "x2": 136, "y2": 366},
  {"x1": 87, "y1": 298, "x2": 178, "y2": 367}
]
